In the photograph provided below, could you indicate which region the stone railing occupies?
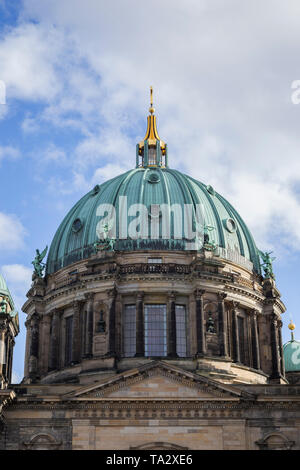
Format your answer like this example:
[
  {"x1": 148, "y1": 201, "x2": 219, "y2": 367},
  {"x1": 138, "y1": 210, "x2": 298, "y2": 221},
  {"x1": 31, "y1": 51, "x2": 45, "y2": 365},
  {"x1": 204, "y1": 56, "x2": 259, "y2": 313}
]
[{"x1": 119, "y1": 263, "x2": 191, "y2": 275}]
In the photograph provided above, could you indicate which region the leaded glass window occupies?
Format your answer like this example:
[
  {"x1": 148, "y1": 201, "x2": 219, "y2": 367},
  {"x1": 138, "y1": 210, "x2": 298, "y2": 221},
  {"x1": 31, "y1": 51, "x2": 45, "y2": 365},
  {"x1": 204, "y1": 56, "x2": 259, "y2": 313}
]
[
  {"x1": 148, "y1": 148, "x2": 156, "y2": 165},
  {"x1": 144, "y1": 304, "x2": 167, "y2": 357},
  {"x1": 123, "y1": 305, "x2": 136, "y2": 357},
  {"x1": 175, "y1": 305, "x2": 187, "y2": 357}
]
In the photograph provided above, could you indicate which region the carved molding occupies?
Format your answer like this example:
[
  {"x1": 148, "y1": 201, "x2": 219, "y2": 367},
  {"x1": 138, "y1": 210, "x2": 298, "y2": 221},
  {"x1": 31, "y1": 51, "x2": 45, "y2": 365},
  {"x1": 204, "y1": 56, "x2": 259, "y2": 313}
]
[{"x1": 130, "y1": 441, "x2": 189, "y2": 450}]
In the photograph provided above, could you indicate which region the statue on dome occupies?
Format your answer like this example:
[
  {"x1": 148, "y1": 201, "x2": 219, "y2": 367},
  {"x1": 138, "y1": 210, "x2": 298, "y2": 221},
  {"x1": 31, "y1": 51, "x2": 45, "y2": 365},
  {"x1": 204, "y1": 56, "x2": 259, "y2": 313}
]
[
  {"x1": 203, "y1": 224, "x2": 218, "y2": 252},
  {"x1": 259, "y1": 250, "x2": 276, "y2": 279},
  {"x1": 32, "y1": 246, "x2": 48, "y2": 278},
  {"x1": 94, "y1": 221, "x2": 115, "y2": 252},
  {"x1": 0, "y1": 297, "x2": 8, "y2": 313}
]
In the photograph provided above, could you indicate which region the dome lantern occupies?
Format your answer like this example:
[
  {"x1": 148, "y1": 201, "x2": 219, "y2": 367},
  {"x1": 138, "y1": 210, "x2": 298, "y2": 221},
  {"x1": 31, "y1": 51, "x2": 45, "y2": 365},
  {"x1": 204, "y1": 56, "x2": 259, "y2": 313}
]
[{"x1": 136, "y1": 87, "x2": 168, "y2": 169}]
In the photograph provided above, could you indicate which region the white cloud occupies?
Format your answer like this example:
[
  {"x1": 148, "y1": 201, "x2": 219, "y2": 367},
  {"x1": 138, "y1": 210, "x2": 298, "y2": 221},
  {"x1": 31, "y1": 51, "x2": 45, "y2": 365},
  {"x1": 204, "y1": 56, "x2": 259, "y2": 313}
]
[
  {"x1": 0, "y1": 213, "x2": 26, "y2": 251},
  {"x1": 1, "y1": 0, "x2": 300, "y2": 255},
  {"x1": 92, "y1": 163, "x2": 130, "y2": 184},
  {"x1": 0, "y1": 145, "x2": 20, "y2": 163},
  {"x1": 1, "y1": 264, "x2": 32, "y2": 285},
  {"x1": 0, "y1": 22, "x2": 64, "y2": 101},
  {"x1": 1, "y1": 264, "x2": 32, "y2": 311},
  {"x1": 11, "y1": 370, "x2": 21, "y2": 384}
]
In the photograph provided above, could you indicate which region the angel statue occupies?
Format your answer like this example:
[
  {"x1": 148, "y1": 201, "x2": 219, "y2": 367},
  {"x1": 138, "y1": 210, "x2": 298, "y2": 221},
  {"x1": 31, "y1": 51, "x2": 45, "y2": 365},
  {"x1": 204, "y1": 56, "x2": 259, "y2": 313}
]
[
  {"x1": 258, "y1": 250, "x2": 276, "y2": 279},
  {"x1": 32, "y1": 246, "x2": 48, "y2": 278},
  {"x1": 203, "y1": 224, "x2": 218, "y2": 252},
  {"x1": 94, "y1": 220, "x2": 115, "y2": 252}
]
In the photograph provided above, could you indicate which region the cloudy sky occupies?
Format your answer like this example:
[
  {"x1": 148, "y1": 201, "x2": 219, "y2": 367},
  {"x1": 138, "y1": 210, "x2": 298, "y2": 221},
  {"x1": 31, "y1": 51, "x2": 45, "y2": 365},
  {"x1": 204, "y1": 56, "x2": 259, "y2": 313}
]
[{"x1": 1, "y1": 0, "x2": 300, "y2": 380}]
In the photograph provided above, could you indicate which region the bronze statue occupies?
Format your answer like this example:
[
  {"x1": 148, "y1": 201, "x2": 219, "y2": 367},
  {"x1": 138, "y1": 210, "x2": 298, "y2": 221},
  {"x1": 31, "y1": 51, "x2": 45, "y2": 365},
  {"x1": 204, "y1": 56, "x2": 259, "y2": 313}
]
[
  {"x1": 94, "y1": 221, "x2": 115, "y2": 252},
  {"x1": 259, "y1": 250, "x2": 276, "y2": 279},
  {"x1": 32, "y1": 246, "x2": 48, "y2": 278}
]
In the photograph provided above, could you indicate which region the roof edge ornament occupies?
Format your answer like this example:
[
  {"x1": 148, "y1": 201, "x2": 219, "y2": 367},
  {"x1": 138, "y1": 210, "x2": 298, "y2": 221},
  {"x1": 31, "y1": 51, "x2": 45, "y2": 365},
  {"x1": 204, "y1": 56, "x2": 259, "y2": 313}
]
[{"x1": 136, "y1": 87, "x2": 168, "y2": 169}]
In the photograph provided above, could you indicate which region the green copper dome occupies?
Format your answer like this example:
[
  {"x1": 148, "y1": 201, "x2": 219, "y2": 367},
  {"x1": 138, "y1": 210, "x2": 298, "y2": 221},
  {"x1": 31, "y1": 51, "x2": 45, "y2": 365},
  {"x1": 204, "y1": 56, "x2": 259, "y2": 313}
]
[
  {"x1": 284, "y1": 338, "x2": 300, "y2": 372},
  {"x1": 46, "y1": 167, "x2": 261, "y2": 275},
  {"x1": 46, "y1": 94, "x2": 262, "y2": 275}
]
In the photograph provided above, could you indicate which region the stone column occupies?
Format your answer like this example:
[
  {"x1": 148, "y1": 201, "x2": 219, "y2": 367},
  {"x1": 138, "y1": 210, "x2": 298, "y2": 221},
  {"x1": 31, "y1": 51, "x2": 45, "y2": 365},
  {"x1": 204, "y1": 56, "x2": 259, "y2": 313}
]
[
  {"x1": 0, "y1": 320, "x2": 7, "y2": 388},
  {"x1": 71, "y1": 301, "x2": 81, "y2": 364},
  {"x1": 270, "y1": 313, "x2": 281, "y2": 379},
  {"x1": 29, "y1": 313, "x2": 40, "y2": 379},
  {"x1": 277, "y1": 319, "x2": 285, "y2": 377},
  {"x1": 24, "y1": 318, "x2": 31, "y2": 378},
  {"x1": 108, "y1": 289, "x2": 117, "y2": 356},
  {"x1": 84, "y1": 294, "x2": 94, "y2": 358},
  {"x1": 195, "y1": 289, "x2": 206, "y2": 356},
  {"x1": 49, "y1": 310, "x2": 61, "y2": 371},
  {"x1": 4, "y1": 335, "x2": 10, "y2": 382},
  {"x1": 252, "y1": 310, "x2": 261, "y2": 370},
  {"x1": 218, "y1": 292, "x2": 228, "y2": 357},
  {"x1": 167, "y1": 292, "x2": 177, "y2": 357},
  {"x1": 232, "y1": 301, "x2": 240, "y2": 363},
  {"x1": 8, "y1": 338, "x2": 14, "y2": 384},
  {"x1": 135, "y1": 292, "x2": 144, "y2": 357}
]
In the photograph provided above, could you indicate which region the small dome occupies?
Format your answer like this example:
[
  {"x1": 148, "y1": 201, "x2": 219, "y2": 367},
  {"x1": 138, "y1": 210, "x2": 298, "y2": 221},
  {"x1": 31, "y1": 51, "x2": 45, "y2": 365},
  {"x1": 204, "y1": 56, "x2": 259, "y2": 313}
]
[
  {"x1": 284, "y1": 338, "x2": 300, "y2": 372},
  {"x1": 0, "y1": 274, "x2": 15, "y2": 310}
]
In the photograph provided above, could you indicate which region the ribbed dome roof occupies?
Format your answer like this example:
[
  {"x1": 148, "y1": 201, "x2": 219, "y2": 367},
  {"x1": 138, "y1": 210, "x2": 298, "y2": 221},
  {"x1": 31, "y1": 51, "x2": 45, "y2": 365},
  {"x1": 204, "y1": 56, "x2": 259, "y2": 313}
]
[{"x1": 46, "y1": 167, "x2": 261, "y2": 275}]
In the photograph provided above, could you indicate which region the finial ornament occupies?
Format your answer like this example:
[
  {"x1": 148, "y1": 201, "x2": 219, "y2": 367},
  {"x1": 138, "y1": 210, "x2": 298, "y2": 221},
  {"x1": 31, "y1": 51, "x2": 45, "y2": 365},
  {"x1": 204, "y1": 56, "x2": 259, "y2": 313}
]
[
  {"x1": 149, "y1": 86, "x2": 155, "y2": 114},
  {"x1": 289, "y1": 320, "x2": 296, "y2": 341},
  {"x1": 137, "y1": 87, "x2": 167, "y2": 167}
]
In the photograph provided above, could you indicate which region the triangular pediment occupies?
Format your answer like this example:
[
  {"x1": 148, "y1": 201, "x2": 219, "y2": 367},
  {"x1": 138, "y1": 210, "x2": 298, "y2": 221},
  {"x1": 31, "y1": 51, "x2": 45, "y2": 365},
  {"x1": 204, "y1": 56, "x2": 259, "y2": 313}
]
[{"x1": 65, "y1": 361, "x2": 253, "y2": 400}]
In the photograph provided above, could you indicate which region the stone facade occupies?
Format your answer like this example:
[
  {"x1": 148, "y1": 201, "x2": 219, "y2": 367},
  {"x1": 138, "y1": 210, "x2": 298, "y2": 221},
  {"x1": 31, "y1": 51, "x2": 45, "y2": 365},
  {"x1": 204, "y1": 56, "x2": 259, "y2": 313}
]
[
  {"x1": 1, "y1": 362, "x2": 300, "y2": 450},
  {"x1": 0, "y1": 248, "x2": 299, "y2": 450}
]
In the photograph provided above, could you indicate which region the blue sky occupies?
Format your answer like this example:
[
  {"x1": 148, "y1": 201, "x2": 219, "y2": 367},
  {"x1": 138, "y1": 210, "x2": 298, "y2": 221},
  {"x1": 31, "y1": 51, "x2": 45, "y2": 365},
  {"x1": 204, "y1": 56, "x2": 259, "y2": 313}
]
[{"x1": 1, "y1": 0, "x2": 300, "y2": 381}]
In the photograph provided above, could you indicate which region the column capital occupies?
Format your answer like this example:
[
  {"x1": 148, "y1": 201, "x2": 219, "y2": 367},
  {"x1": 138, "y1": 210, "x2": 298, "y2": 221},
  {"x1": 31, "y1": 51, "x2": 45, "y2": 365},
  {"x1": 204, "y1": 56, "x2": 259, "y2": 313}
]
[
  {"x1": 84, "y1": 292, "x2": 95, "y2": 301},
  {"x1": 232, "y1": 301, "x2": 240, "y2": 310},
  {"x1": 271, "y1": 312, "x2": 278, "y2": 325},
  {"x1": 194, "y1": 289, "x2": 205, "y2": 299},
  {"x1": 72, "y1": 300, "x2": 81, "y2": 312},
  {"x1": 136, "y1": 291, "x2": 144, "y2": 301},
  {"x1": 106, "y1": 286, "x2": 117, "y2": 298},
  {"x1": 0, "y1": 319, "x2": 8, "y2": 333},
  {"x1": 217, "y1": 292, "x2": 227, "y2": 301},
  {"x1": 30, "y1": 311, "x2": 41, "y2": 323},
  {"x1": 168, "y1": 291, "x2": 176, "y2": 301},
  {"x1": 49, "y1": 308, "x2": 62, "y2": 318}
]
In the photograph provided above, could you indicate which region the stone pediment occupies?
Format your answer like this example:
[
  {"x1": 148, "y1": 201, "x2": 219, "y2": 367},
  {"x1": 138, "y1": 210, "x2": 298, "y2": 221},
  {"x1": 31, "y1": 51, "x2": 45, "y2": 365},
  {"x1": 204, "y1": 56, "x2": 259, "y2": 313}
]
[{"x1": 65, "y1": 361, "x2": 253, "y2": 400}]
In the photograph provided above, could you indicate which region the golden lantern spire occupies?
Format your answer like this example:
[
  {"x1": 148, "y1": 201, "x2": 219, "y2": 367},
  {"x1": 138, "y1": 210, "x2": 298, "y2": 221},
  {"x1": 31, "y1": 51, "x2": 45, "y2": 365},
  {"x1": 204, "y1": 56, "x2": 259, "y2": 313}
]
[{"x1": 138, "y1": 87, "x2": 166, "y2": 164}]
